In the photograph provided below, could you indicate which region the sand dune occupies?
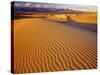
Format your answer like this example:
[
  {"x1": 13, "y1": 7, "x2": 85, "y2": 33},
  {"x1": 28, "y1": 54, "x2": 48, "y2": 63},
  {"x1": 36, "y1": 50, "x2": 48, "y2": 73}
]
[
  {"x1": 71, "y1": 13, "x2": 97, "y2": 24},
  {"x1": 46, "y1": 13, "x2": 97, "y2": 24},
  {"x1": 13, "y1": 18, "x2": 97, "y2": 73},
  {"x1": 47, "y1": 14, "x2": 69, "y2": 22}
]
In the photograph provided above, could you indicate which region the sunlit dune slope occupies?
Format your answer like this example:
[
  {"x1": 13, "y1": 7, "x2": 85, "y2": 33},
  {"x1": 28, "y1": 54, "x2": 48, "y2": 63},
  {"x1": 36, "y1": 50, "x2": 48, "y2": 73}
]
[
  {"x1": 46, "y1": 13, "x2": 97, "y2": 24},
  {"x1": 47, "y1": 14, "x2": 69, "y2": 22},
  {"x1": 71, "y1": 13, "x2": 97, "y2": 24}
]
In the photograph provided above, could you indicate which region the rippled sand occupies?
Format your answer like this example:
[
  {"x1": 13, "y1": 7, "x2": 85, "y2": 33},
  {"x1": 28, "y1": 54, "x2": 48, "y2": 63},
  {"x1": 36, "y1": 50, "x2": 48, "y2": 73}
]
[{"x1": 13, "y1": 18, "x2": 97, "y2": 74}]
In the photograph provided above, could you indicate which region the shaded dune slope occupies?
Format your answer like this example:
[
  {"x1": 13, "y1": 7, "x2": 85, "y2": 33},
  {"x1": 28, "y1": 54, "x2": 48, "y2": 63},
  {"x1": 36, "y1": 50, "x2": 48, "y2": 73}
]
[{"x1": 13, "y1": 18, "x2": 97, "y2": 73}]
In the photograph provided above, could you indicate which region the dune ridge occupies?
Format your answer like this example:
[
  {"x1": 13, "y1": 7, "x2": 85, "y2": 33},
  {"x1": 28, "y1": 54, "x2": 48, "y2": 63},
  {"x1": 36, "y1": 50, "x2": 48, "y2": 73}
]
[{"x1": 13, "y1": 18, "x2": 97, "y2": 73}]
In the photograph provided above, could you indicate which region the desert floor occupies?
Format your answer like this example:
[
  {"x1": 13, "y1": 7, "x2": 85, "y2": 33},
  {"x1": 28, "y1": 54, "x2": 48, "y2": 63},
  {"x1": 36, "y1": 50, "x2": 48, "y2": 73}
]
[{"x1": 13, "y1": 18, "x2": 97, "y2": 73}]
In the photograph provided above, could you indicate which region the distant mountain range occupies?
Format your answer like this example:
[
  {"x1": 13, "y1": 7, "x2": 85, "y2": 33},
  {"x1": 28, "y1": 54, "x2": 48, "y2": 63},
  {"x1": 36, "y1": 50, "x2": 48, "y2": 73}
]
[{"x1": 13, "y1": 6, "x2": 92, "y2": 14}]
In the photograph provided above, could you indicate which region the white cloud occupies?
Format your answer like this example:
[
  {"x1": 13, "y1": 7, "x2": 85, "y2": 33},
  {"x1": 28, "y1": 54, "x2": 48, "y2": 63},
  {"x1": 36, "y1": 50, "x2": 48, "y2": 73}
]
[
  {"x1": 15, "y1": 3, "x2": 20, "y2": 6},
  {"x1": 25, "y1": 3, "x2": 32, "y2": 7}
]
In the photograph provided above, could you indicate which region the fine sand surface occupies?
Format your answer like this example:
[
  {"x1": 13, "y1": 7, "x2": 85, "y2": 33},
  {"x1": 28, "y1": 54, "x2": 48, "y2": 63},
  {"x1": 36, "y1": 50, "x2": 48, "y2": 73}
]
[{"x1": 13, "y1": 18, "x2": 97, "y2": 73}]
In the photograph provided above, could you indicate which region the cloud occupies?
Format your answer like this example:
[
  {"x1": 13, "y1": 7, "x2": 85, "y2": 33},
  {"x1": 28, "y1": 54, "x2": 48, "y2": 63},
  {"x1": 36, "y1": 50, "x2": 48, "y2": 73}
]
[
  {"x1": 15, "y1": 3, "x2": 21, "y2": 6},
  {"x1": 24, "y1": 3, "x2": 32, "y2": 7}
]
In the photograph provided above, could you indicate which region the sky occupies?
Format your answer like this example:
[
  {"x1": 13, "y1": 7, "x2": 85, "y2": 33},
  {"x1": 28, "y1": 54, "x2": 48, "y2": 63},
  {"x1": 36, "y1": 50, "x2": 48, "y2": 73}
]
[{"x1": 13, "y1": 1, "x2": 97, "y2": 12}]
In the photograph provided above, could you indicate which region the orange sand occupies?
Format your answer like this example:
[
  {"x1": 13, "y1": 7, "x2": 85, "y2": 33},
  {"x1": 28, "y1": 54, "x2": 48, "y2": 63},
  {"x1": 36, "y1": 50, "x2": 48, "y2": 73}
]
[
  {"x1": 46, "y1": 13, "x2": 97, "y2": 24},
  {"x1": 13, "y1": 18, "x2": 97, "y2": 73},
  {"x1": 71, "y1": 13, "x2": 97, "y2": 24}
]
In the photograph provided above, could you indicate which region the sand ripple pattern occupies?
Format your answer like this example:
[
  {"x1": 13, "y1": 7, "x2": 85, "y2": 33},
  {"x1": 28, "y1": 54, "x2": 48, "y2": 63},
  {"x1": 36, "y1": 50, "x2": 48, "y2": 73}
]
[{"x1": 13, "y1": 18, "x2": 97, "y2": 73}]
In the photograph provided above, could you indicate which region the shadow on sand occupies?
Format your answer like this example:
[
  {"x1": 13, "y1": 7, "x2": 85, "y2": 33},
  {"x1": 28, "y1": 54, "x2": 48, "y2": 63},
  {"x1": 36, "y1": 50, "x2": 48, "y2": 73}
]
[
  {"x1": 11, "y1": 16, "x2": 46, "y2": 20},
  {"x1": 58, "y1": 15, "x2": 97, "y2": 32},
  {"x1": 66, "y1": 20, "x2": 97, "y2": 32},
  {"x1": 12, "y1": 15, "x2": 97, "y2": 33}
]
